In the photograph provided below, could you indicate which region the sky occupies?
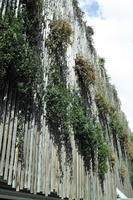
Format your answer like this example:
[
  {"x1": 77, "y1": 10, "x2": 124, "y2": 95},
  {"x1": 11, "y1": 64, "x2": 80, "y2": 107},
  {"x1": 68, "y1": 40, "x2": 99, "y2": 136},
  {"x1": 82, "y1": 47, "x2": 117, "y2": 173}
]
[{"x1": 79, "y1": 0, "x2": 133, "y2": 131}]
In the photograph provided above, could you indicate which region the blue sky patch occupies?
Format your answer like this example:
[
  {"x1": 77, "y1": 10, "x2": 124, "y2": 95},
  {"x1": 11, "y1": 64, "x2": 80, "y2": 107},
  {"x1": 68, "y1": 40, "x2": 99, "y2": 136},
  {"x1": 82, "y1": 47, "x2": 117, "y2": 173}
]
[
  {"x1": 86, "y1": 1, "x2": 100, "y2": 17},
  {"x1": 79, "y1": 0, "x2": 101, "y2": 18}
]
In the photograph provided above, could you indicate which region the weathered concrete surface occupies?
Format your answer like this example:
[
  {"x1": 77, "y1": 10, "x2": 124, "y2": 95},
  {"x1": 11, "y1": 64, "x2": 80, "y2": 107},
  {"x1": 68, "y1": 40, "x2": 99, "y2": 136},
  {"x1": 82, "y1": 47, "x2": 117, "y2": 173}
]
[{"x1": 0, "y1": 0, "x2": 133, "y2": 199}]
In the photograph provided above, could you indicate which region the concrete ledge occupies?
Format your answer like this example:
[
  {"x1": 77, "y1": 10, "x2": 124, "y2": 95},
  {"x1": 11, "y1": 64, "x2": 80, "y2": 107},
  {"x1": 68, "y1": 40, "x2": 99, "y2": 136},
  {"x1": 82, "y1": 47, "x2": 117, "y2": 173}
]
[{"x1": 0, "y1": 188, "x2": 62, "y2": 200}]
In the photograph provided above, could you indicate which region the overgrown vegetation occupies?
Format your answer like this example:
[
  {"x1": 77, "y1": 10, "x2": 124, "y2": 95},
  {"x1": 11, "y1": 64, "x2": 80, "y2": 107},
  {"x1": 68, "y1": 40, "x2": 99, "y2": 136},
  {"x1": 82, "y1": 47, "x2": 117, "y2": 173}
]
[
  {"x1": 46, "y1": 19, "x2": 73, "y2": 165},
  {"x1": 95, "y1": 92, "x2": 110, "y2": 116},
  {"x1": 46, "y1": 84, "x2": 109, "y2": 180},
  {"x1": 71, "y1": 95, "x2": 109, "y2": 184},
  {"x1": 0, "y1": 10, "x2": 43, "y2": 114},
  {"x1": 45, "y1": 13, "x2": 112, "y2": 189},
  {"x1": 0, "y1": 2, "x2": 44, "y2": 165},
  {"x1": 95, "y1": 86, "x2": 130, "y2": 153},
  {"x1": 21, "y1": 0, "x2": 44, "y2": 45},
  {"x1": 98, "y1": 142, "x2": 109, "y2": 184},
  {"x1": 109, "y1": 111, "x2": 128, "y2": 143},
  {"x1": 75, "y1": 56, "x2": 96, "y2": 85},
  {"x1": 109, "y1": 113, "x2": 121, "y2": 135},
  {"x1": 47, "y1": 19, "x2": 73, "y2": 51},
  {"x1": 46, "y1": 84, "x2": 71, "y2": 136}
]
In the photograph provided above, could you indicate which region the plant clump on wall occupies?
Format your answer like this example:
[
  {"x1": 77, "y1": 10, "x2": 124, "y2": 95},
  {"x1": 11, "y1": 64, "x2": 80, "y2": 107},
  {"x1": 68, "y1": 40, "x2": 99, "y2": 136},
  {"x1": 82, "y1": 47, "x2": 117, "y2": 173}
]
[
  {"x1": 47, "y1": 19, "x2": 73, "y2": 51},
  {"x1": 75, "y1": 56, "x2": 96, "y2": 86},
  {"x1": 109, "y1": 111, "x2": 127, "y2": 143},
  {"x1": 95, "y1": 92, "x2": 110, "y2": 116},
  {"x1": 126, "y1": 140, "x2": 133, "y2": 161},
  {"x1": 119, "y1": 164, "x2": 126, "y2": 183},
  {"x1": 46, "y1": 83, "x2": 71, "y2": 136},
  {"x1": 108, "y1": 151, "x2": 116, "y2": 168}
]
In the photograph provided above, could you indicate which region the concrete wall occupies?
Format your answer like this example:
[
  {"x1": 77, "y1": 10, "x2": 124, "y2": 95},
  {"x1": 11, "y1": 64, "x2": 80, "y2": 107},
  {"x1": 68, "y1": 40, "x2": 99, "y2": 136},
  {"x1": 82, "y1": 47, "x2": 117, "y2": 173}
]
[{"x1": 0, "y1": 0, "x2": 133, "y2": 199}]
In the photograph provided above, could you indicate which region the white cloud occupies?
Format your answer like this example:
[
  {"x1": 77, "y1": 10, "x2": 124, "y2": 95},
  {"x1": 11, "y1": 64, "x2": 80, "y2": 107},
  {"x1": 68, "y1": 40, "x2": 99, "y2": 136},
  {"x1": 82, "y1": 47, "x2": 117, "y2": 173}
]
[{"x1": 79, "y1": 0, "x2": 133, "y2": 130}]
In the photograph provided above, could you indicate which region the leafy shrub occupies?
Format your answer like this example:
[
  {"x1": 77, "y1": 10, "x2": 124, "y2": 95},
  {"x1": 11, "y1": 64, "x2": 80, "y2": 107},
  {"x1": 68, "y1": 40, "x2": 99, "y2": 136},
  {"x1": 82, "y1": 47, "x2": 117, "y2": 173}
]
[{"x1": 75, "y1": 56, "x2": 96, "y2": 85}]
